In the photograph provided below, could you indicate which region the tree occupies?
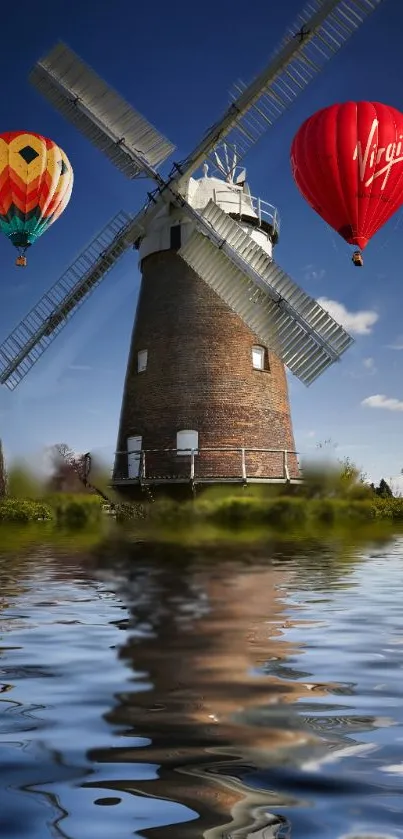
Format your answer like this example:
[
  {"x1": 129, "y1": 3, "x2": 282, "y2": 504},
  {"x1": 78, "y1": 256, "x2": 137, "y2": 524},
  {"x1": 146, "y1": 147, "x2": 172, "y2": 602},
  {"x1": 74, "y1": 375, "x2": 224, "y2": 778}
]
[
  {"x1": 375, "y1": 478, "x2": 393, "y2": 498},
  {"x1": 46, "y1": 443, "x2": 115, "y2": 505},
  {"x1": 46, "y1": 443, "x2": 87, "y2": 493}
]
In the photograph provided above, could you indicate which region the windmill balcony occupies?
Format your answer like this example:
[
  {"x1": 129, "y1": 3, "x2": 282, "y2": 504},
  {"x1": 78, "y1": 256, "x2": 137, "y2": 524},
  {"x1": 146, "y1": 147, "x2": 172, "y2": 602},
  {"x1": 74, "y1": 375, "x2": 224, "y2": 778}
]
[
  {"x1": 112, "y1": 446, "x2": 301, "y2": 493},
  {"x1": 212, "y1": 189, "x2": 280, "y2": 244}
]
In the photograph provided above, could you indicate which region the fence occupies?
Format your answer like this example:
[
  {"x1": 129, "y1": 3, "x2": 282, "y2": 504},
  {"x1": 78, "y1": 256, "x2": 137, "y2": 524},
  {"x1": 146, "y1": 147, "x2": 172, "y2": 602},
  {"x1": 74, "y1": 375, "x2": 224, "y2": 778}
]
[
  {"x1": 113, "y1": 446, "x2": 300, "y2": 485},
  {"x1": 213, "y1": 189, "x2": 280, "y2": 239}
]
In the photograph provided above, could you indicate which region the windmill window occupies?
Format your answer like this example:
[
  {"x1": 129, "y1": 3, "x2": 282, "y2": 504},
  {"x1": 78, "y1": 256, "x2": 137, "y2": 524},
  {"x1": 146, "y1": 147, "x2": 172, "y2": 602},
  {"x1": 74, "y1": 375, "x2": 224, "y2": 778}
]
[
  {"x1": 137, "y1": 349, "x2": 148, "y2": 373},
  {"x1": 127, "y1": 435, "x2": 142, "y2": 479},
  {"x1": 170, "y1": 224, "x2": 181, "y2": 251},
  {"x1": 177, "y1": 429, "x2": 198, "y2": 456},
  {"x1": 252, "y1": 345, "x2": 269, "y2": 371}
]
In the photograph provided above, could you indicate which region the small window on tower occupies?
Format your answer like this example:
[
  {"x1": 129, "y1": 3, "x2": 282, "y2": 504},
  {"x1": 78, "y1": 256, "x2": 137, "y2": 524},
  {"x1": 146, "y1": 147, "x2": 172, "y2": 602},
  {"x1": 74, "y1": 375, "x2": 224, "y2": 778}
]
[
  {"x1": 177, "y1": 429, "x2": 199, "y2": 456},
  {"x1": 137, "y1": 349, "x2": 148, "y2": 373},
  {"x1": 252, "y1": 345, "x2": 269, "y2": 371},
  {"x1": 170, "y1": 224, "x2": 181, "y2": 251},
  {"x1": 127, "y1": 435, "x2": 142, "y2": 479}
]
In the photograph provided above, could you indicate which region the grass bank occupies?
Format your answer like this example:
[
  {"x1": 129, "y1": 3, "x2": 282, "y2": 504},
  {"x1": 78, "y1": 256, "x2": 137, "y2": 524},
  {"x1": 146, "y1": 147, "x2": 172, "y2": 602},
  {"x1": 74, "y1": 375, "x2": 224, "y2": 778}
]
[
  {"x1": 2, "y1": 476, "x2": 403, "y2": 555},
  {"x1": 2, "y1": 487, "x2": 403, "y2": 529},
  {"x1": 96, "y1": 488, "x2": 403, "y2": 553},
  {"x1": 143, "y1": 492, "x2": 403, "y2": 529},
  {"x1": 0, "y1": 493, "x2": 104, "y2": 525}
]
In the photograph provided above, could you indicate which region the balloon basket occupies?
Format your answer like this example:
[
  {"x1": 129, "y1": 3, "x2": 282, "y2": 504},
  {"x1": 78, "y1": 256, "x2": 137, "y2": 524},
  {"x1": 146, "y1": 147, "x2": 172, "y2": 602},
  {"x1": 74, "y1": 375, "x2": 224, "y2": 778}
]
[
  {"x1": 15, "y1": 255, "x2": 27, "y2": 268},
  {"x1": 352, "y1": 250, "x2": 363, "y2": 267}
]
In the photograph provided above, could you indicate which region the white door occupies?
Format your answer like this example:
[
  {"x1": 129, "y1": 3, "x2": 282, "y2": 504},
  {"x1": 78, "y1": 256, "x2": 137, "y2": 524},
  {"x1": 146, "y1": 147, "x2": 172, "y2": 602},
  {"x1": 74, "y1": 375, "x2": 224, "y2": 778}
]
[{"x1": 127, "y1": 435, "x2": 142, "y2": 478}]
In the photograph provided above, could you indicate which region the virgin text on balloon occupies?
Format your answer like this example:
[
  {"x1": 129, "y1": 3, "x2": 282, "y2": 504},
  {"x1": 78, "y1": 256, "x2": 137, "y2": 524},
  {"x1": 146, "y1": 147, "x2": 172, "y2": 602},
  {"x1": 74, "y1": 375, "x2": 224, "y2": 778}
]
[{"x1": 353, "y1": 118, "x2": 403, "y2": 189}]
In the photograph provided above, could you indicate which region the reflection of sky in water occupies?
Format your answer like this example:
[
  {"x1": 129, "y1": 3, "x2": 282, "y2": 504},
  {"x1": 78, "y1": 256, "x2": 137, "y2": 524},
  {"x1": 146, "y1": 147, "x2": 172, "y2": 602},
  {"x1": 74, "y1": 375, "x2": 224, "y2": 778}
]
[{"x1": 0, "y1": 539, "x2": 402, "y2": 838}]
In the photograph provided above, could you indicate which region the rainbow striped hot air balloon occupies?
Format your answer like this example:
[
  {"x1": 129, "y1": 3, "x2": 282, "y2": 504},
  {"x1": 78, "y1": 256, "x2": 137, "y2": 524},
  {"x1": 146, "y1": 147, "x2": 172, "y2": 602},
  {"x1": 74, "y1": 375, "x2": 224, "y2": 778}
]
[{"x1": 0, "y1": 131, "x2": 73, "y2": 266}]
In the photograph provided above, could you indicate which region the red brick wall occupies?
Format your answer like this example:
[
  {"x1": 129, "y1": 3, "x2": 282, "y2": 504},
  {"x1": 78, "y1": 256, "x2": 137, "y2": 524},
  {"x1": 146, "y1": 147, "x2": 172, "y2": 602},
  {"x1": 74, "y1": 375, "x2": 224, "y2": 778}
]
[{"x1": 113, "y1": 250, "x2": 298, "y2": 485}]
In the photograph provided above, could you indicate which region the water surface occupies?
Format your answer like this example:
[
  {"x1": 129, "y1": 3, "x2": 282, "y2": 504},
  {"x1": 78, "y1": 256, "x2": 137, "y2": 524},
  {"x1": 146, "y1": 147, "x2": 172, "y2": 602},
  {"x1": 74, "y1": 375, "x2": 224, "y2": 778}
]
[{"x1": 0, "y1": 533, "x2": 402, "y2": 838}]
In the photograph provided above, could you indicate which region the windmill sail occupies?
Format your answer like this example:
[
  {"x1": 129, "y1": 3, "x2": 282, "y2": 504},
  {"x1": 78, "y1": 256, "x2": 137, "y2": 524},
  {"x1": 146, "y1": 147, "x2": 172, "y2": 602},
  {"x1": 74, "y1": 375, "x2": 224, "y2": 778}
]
[
  {"x1": 30, "y1": 2, "x2": 384, "y2": 191},
  {"x1": 179, "y1": 202, "x2": 353, "y2": 385},
  {"x1": 30, "y1": 43, "x2": 175, "y2": 180},
  {"x1": 0, "y1": 212, "x2": 141, "y2": 390},
  {"x1": 6, "y1": 0, "x2": 380, "y2": 393}
]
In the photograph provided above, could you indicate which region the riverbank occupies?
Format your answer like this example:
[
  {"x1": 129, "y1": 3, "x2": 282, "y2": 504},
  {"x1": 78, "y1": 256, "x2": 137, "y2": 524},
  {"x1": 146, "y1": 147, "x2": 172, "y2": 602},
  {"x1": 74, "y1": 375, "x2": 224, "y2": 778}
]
[
  {"x1": 142, "y1": 492, "x2": 403, "y2": 527},
  {"x1": 1, "y1": 491, "x2": 403, "y2": 528},
  {"x1": 0, "y1": 494, "x2": 104, "y2": 525},
  {"x1": 0, "y1": 514, "x2": 398, "y2": 563}
]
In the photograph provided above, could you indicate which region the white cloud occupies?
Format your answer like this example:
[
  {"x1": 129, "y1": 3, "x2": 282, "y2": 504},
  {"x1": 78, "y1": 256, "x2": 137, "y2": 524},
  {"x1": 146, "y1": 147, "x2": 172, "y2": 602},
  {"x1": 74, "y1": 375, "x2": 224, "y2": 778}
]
[
  {"x1": 317, "y1": 297, "x2": 378, "y2": 335},
  {"x1": 304, "y1": 264, "x2": 325, "y2": 282},
  {"x1": 363, "y1": 357, "x2": 377, "y2": 373},
  {"x1": 306, "y1": 430, "x2": 316, "y2": 438},
  {"x1": 386, "y1": 337, "x2": 403, "y2": 350},
  {"x1": 347, "y1": 356, "x2": 377, "y2": 379},
  {"x1": 362, "y1": 394, "x2": 403, "y2": 412}
]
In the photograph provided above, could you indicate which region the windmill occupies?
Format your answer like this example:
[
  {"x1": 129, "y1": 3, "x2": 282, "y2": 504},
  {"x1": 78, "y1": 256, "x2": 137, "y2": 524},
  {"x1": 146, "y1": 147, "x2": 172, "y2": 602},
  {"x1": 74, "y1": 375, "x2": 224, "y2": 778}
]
[{"x1": 0, "y1": 0, "x2": 385, "y2": 495}]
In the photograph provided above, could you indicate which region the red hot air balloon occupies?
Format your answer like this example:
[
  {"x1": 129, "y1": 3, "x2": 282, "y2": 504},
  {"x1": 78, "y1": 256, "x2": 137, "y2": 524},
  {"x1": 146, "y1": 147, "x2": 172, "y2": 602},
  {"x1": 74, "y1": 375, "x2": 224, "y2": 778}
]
[{"x1": 290, "y1": 102, "x2": 403, "y2": 267}]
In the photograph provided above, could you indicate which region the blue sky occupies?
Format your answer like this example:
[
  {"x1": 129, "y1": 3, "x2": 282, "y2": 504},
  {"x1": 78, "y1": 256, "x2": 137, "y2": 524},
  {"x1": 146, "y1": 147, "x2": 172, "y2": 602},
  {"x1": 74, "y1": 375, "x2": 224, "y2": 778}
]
[{"x1": 0, "y1": 0, "x2": 402, "y2": 483}]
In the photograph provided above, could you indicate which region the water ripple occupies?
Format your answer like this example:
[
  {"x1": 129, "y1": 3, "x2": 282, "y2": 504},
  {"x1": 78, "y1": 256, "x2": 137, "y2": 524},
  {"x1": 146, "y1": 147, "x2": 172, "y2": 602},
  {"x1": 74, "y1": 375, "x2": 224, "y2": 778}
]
[{"x1": 0, "y1": 537, "x2": 402, "y2": 838}]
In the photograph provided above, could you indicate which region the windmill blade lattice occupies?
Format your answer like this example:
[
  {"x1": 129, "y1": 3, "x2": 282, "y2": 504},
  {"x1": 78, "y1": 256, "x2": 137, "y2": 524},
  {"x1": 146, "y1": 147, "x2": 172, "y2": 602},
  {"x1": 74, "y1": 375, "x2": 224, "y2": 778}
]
[
  {"x1": 180, "y1": 0, "x2": 384, "y2": 182},
  {"x1": 0, "y1": 211, "x2": 140, "y2": 390},
  {"x1": 179, "y1": 202, "x2": 353, "y2": 385},
  {"x1": 30, "y1": 43, "x2": 175, "y2": 180}
]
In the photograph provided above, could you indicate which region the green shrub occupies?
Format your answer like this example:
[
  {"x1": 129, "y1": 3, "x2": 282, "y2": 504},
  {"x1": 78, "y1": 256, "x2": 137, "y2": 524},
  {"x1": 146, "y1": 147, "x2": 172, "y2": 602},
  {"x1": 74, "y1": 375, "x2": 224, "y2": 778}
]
[
  {"x1": 141, "y1": 493, "x2": 403, "y2": 532},
  {"x1": 346, "y1": 500, "x2": 375, "y2": 521},
  {"x1": 205, "y1": 496, "x2": 307, "y2": 528},
  {"x1": 372, "y1": 496, "x2": 403, "y2": 520},
  {"x1": 205, "y1": 497, "x2": 259, "y2": 526},
  {"x1": 309, "y1": 498, "x2": 337, "y2": 524},
  {"x1": 47, "y1": 493, "x2": 104, "y2": 527},
  {"x1": 148, "y1": 497, "x2": 183, "y2": 522},
  {"x1": 0, "y1": 498, "x2": 52, "y2": 522},
  {"x1": 262, "y1": 497, "x2": 307, "y2": 526},
  {"x1": 115, "y1": 502, "x2": 146, "y2": 522},
  {"x1": 346, "y1": 482, "x2": 374, "y2": 500}
]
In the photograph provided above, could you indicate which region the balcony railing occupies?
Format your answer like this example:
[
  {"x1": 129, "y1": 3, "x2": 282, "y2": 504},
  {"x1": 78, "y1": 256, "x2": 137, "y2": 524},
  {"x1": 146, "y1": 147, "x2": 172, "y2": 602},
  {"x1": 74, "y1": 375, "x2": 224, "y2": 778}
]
[
  {"x1": 213, "y1": 188, "x2": 280, "y2": 240},
  {"x1": 113, "y1": 446, "x2": 301, "y2": 486}
]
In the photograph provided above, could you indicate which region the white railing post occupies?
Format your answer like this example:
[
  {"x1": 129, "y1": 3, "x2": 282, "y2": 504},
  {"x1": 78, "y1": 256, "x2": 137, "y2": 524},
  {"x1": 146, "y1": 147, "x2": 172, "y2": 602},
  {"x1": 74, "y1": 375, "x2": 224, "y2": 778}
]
[
  {"x1": 283, "y1": 449, "x2": 290, "y2": 482},
  {"x1": 141, "y1": 450, "x2": 146, "y2": 480},
  {"x1": 241, "y1": 447, "x2": 247, "y2": 481},
  {"x1": 190, "y1": 450, "x2": 195, "y2": 481},
  {"x1": 258, "y1": 197, "x2": 262, "y2": 226}
]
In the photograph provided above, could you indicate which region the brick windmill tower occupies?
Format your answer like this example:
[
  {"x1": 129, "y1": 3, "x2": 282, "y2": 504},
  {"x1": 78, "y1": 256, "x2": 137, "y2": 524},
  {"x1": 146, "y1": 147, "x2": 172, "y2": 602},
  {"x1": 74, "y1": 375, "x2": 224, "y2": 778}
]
[
  {"x1": 115, "y1": 156, "x2": 299, "y2": 490},
  {"x1": 0, "y1": 0, "x2": 384, "y2": 494}
]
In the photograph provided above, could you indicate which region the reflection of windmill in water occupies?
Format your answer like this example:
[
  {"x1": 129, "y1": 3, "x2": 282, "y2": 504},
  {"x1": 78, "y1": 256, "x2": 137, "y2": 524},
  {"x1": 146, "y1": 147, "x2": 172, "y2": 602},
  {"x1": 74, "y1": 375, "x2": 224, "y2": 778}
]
[
  {"x1": 83, "y1": 557, "x2": 385, "y2": 839},
  {"x1": 0, "y1": 0, "x2": 384, "y2": 495}
]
